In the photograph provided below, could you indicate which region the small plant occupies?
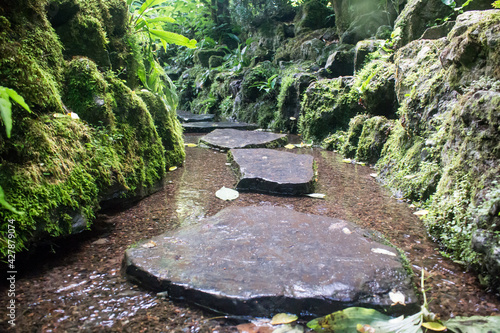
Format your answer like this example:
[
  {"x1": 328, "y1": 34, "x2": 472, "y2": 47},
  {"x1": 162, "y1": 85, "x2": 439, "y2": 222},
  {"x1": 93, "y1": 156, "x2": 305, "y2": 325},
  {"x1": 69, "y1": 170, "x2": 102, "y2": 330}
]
[
  {"x1": 0, "y1": 86, "x2": 31, "y2": 214},
  {"x1": 436, "y1": 0, "x2": 474, "y2": 24},
  {"x1": 493, "y1": 0, "x2": 500, "y2": 8},
  {"x1": 250, "y1": 74, "x2": 279, "y2": 94}
]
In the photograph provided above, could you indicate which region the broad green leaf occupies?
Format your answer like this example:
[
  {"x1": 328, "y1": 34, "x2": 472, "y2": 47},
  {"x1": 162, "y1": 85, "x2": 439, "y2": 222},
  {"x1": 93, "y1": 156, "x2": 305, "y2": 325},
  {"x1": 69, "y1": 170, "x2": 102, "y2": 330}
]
[
  {"x1": 0, "y1": 90, "x2": 12, "y2": 138},
  {"x1": 138, "y1": 0, "x2": 170, "y2": 16},
  {"x1": 307, "y1": 307, "x2": 391, "y2": 332},
  {"x1": 149, "y1": 29, "x2": 197, "y2": 49},
  {"x1": 144, "y1": 16, "x2": 176, "y2": 24},
  {"x1": 5, "y1": 87, "x2": 31, "y2": 112},
  {"x1": 422, "y1": 321, "x2": 447, "y2": 331},
  {"x1": 271, "y1": 313, "x2": 298, "y2": 325},
  {"x1": 0, "y1": 186, "x2": 23, "y2": 215},
  {"x1": 444, "y1": 315, "x2": 500, "y2": 333}
]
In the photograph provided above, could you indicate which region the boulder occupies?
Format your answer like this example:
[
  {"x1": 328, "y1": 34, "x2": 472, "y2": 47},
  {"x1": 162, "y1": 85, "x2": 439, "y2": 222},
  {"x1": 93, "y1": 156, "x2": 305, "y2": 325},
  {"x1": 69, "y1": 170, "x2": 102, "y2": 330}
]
[
  {"x1": 229, "y1": 148, "x2": 314, "y2": 195},
  {"x1": 199, "y1": 129, "x2": 287, "y2": 150},
  {"x1": 124, "y1": 206, "x2": 418, "y2": 317},
  {"x1": 195, "y1": 49, "x2": 226, "y2": 68}
]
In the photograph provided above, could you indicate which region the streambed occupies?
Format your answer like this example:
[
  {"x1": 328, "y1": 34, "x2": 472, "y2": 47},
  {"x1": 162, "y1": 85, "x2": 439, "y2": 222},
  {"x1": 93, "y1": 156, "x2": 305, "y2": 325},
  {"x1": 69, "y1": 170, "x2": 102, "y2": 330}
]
[{"x1": 1, "y1": 134, "x2": 498, "y2": 332}]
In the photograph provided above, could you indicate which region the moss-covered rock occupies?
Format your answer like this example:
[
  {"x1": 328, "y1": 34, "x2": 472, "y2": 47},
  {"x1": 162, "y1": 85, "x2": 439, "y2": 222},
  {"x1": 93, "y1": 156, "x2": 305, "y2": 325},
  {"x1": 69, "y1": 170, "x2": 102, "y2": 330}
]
[
  {"x1": 355, "y1": 116, "x2": 393, "y2": 163},
  {"x1": 194, "y1": 49, "x2": 226, "y2": 68},
  {"x1": 295, "y1": 0, "x2": 335, "y2": 35},
  {"x1": 341, "y1": 114, "x2": 369, "y2": 158},
  {"x1": 299, "y1": 77, "x2": 362, "y2": 141}
]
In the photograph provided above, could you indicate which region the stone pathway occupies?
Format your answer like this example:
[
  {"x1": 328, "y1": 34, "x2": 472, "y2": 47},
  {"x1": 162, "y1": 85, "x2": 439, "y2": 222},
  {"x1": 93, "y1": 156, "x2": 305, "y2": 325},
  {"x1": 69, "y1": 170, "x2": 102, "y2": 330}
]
[
  {"x1": 177, "y1": 110, "x2": 215, "y2": 123},
  {"x1": 123, "y1": 128, "x2": 417, "y2": 319},
  {"x1": 200, "y1": 129, "x2": 287, "y2": 150},
  {"x1": 176, "y1": 110, "x2": 258, "y2": 132}
]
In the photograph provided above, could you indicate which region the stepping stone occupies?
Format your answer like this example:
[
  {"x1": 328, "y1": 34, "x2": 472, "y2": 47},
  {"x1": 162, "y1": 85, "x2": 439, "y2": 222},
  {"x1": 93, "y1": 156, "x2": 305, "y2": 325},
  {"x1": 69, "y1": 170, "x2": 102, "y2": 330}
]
[
  {"x1": 177, "y1": 110, "x2": 215, "y2": 123},
  {"x1": 229, "y1": 148, "x2": 314, "y2": 195},
  {"x1": 124, "y1": 206, "x2": 418, "y2": 318},
  {"x1": 200, "y1": 129, "x2": 287, "y2": 150},
  {"x1": 182, "y1": 121, "x2": 258, "y2": 133}
]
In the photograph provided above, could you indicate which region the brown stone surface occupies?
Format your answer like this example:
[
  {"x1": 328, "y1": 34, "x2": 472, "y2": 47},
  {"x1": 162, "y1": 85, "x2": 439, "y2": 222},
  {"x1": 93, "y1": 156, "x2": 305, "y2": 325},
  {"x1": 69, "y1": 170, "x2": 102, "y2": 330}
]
[
  {"x1": 124, "y1": 206, "x2": 418, "y2": 318},
  {"x1": 183, "y1": 122, "x2": 258, "y2": 133}
]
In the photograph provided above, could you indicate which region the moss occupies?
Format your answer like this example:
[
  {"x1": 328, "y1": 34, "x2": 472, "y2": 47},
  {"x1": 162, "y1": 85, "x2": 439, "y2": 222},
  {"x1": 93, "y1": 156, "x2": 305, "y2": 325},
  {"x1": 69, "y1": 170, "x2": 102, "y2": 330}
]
[
  {"x1": 322, "y1": 130, "x2": 347, "y2": 151},
  {"x1": 299, "y1": 77, "x2": 362, "y2": 142},
  {"x1": 341, "y1": 114, "x2": 369, "y2": 158},
  {"x1": 355, "y1": 116, "x2": 394, "y2": 164},
  {"x1": 136, "y1": 90, "x2": 185, "y2": 166}
]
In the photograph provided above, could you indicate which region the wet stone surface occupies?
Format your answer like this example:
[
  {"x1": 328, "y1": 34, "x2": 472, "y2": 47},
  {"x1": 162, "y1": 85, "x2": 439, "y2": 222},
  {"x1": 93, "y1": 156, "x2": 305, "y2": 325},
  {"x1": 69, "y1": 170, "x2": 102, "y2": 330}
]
[
  {"x1": 177, "y1": 110, "x2": 215, "y2": 123},
  {"x1": 125, "y1": 206, "x2": 418, "y2": 318},
  {"x1": 230, "y1": 148, "x2": 314, "y2": 195},
  {"x1": 200, "y1": 129, "x2": 287, "y2": 150},
  {"x1": 183, "y1": 121, "x2": 258, "y2": 133}
]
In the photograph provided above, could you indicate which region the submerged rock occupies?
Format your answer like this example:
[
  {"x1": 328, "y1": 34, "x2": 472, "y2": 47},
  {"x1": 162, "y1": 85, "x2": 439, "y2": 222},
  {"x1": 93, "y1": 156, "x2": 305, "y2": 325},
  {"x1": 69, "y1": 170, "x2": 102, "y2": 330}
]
[
  {"x1": 177, "y1": 110, "x2": 215, "y2": 123},
  {"x1": 229, "y1": 148, "x2": 314, "y2": 195},
  {"x1": 182, "y1": 121, "x2": 259, "y2": 133},
  {"x1": 200, "y1": 129, "x2": 287, "y2": 150},
  {"x1": 124, "y1": 206, "x2": 418, "y2": 317}
]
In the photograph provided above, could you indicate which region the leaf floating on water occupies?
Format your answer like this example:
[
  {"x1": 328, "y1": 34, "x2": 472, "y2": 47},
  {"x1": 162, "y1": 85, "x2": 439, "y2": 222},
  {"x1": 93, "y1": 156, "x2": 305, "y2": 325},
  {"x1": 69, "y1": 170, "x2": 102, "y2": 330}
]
[
  {"x1": 305, "y1": 193, "x2": 326, "y2": 199},
  {"x1": 389, "y1": 290, "x2": 406, "y2": 306},
  {"x1": 273, "y1": 324, "x2": 304, "y2": 333},
  {"x1": 142, "y1": 240, "x2": 157, "y2": 248},
  {"x1": 271, "y1": 313, "x2": 299, "y2": 325},
  {"x1": 169, "y1": 166, "x2": 177, "y2": 171},
  {"x1": 284, "y1": 144, "x2": 296, "y2": 149},
  {"x1": 185, "y1": 143, "x2": 197, "y2": 147},
  {"x1": 421, "y1": 322, "x2": 447, "y2": 331},
  {"x1": 413, "y1": 209, "x2": 429, "y2": 217},
  {"x1": 215, "y1": 186, "x2": 239, "y2": 201},
  {"x1": 342, "y1": 158, "x2": 352, "y2": 163},
  {"x1": 371, "y1": 248, "x2": 397, "y2": 256}
]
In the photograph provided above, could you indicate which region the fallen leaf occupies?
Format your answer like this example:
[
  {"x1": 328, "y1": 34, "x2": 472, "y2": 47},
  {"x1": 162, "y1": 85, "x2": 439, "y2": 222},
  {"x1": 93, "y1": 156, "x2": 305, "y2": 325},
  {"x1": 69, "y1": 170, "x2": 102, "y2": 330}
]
[
  {"x1": 289, "y1": 117, "x2": 297, "y2": 121},
  {"x1": 413, "y1": 210, "x2": 429, "y2": 217},
  {"x1": 371, "y1": 248, "x2": 397, "y2": 256},
  {"x1": 185, "y1": 143, "x2": 197, "y2": 147},
  {"x1": 403, "y1": 174, "x2": 417, "y2": 180},
  {"x1": 69, "y1": 112, "x2": 80, "y2": 119},
  {"x1": 142, "y1": 241, "x2": 157, "y2": 248},
  {"x1": 369, "y1": 173, "x2": 378, "y2": 178},
  {"x1": 342, "y1": 227, "x2": 352, "y2": 235},
  {"x1": 305, "y1": 193, "x2": 325, "y2": 199},
  {"x1": 169, "y1": 166, "x2": 177, "y2": 171},
  {"x1": 389, "y1": 290, "x2": 406, "y2": 306},
  {"x1": 215, "y1": 186, "x2": 239, "y2": 201},
  {"x1": 284, "y1": 144, "x2": 295, "y2": 149},
  {"x1": 356, "y1": 162, "x2": 366, "y2": 166},
  {"x1": 342, "y1": 158, "x2": 352, "y2": 163},
  {"x1": 271, "y1": 313, "x2": 298, "y2": 325},
  {"x1": 421, "y1": 321, "x2": 447, "y2": 331}
]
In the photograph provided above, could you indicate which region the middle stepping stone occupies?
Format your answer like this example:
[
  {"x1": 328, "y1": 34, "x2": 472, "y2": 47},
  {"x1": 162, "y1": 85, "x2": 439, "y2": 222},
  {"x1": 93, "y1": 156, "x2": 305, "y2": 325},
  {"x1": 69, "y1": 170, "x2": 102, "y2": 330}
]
[
  {"x1": 230, "y1": 148, "x2": 315, "y2": 195},
  {"x1": 199, "y1": 129, "x2": 287, "y2": 150}
]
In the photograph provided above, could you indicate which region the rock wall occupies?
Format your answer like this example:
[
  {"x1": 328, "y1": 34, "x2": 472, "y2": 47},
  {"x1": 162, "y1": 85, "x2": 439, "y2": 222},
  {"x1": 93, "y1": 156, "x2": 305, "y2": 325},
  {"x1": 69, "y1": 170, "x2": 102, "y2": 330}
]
[
  {"x1": 175, "y1": 0, "x2": 500, "y2": 290},
  {"x1": 0, "y1": 0, "x2": 185, "y2": 257}
]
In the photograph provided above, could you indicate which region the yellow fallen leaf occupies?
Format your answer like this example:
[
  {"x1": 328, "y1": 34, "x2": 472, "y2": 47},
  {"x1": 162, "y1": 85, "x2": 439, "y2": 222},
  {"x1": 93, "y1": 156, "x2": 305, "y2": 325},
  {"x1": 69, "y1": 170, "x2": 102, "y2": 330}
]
[
  {"x1": 271, "y1": 313, "x2": 298, "y2": 325},
  {"x1": 289, "y1": 117, "x2": 297, "y2": 121},
  {"x1": 342, "y1": 158, "x2": 352, "y2": 163},
  {"x1": 284, "y1": 144, "x2": 296, "y2": 149},
  {"x1": 169, "y1": 166, "x2": 177, "y2": 171},
  {"x1": 356, "y1": 162, "x2": 366, "y2": 166},
  {"x1": 414, "y1": 210, "x2": 429, "y2": 217},
  {"x1": 422, "y1": 321, "x2": 447, "y2": 331},
  {"x1": 142, "y1": 240, "x2": 157, "y2": 248},
  {"x1": 185, "y1": 143, "x2": 197, "y2": 147}
]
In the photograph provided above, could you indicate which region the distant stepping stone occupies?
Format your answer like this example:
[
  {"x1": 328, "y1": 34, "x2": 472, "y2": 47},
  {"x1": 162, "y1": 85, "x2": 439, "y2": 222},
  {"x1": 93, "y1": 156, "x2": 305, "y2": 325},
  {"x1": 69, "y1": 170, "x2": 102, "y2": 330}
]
[
  {"x1": 177, "y1": 110, "x2": 215, "y2": 123},
  {"x1": 200, "y1": 129, "x2": 287, "y2": 150},
  {"x1": 230, "y1": 148, "x2": 314, "y2": 195},
  {"x1": 124, "y1": 206, "x2": 418, "y2": 318},
  {"x1": 182, "y1": 121, "x2": 258, "y2": 133}
]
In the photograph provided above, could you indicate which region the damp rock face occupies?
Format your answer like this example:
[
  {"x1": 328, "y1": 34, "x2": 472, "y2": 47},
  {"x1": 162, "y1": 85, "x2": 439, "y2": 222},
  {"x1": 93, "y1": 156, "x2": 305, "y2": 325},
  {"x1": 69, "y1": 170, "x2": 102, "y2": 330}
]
[
  {"x1": 200, "y1": 129, "x2": 287, "y2": 150},
  {"x1": 182, "y1": 121, "x2": 259, "y2": 133},
  {"x1": 229, "y1": 148, "x2": 314, "y2": 195},
  {"x1": 124, "y1": 206, "x2": 418, "y2": 318}
]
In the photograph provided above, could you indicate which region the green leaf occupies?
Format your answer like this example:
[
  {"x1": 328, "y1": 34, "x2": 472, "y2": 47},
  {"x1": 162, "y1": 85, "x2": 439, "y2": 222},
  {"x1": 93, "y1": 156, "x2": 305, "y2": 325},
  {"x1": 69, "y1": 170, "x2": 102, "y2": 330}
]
[
  {"x1": 307, "y1": 307, "x2": 391, "y2": 333},
  {"x1": 271, "y1": 313, "x2": 299, "y2": 325},
  {"x1": 0, "y1": 89, "x2": 13, "y2": 138},
  {"x1": 444, "y1": 316, "x2": 500, "y2": 333},
  {"x1": 149, "y1": 29, "x2": 197, "y2": 49},
  {"x1": 138, "y1": 0, "x2": 170, "y2": 16},
  {"x1": 5, "y1": 87, "x2": 31, "y2": 113},
  {"x1": 422, "y1": 321, "x2": 447, "y2": 331},
  {"x1": 0, "y1": 186, "x2": 23, "y2": 215}
]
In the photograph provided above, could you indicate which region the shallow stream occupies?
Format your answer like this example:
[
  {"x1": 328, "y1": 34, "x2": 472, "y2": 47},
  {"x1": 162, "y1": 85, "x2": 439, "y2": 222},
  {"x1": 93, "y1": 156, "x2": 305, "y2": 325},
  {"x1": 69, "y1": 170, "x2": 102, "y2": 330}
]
[{"x1": 1, "y1": 133, "x2": 499, "y2": 332}]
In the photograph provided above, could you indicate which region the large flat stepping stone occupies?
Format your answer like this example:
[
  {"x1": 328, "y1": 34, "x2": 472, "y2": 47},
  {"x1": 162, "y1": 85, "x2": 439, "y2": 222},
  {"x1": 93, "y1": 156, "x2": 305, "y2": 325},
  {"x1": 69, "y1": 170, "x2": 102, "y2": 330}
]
[
  {"x1": 182, "y1": 121, "x2": 258, "y2": 133},
  {"x1": 200, "y1": 129, "x2": 287, "y2": 150},
  {"x1": 124, "y1": 206, "x2": 418, "y2": 318},
  {"x1": 229, "y1": 148, "x2": 314, "y2": 195},
  {"x1": 177, "y1": 110, "x2": 215, "y2": 123}
]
